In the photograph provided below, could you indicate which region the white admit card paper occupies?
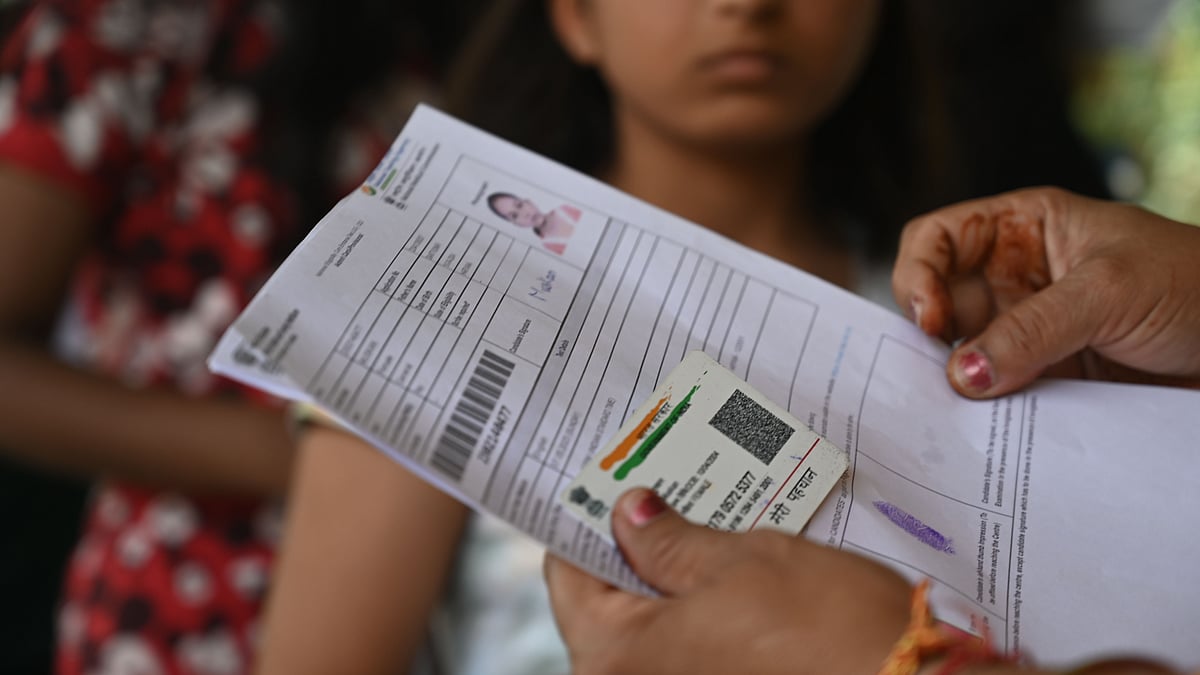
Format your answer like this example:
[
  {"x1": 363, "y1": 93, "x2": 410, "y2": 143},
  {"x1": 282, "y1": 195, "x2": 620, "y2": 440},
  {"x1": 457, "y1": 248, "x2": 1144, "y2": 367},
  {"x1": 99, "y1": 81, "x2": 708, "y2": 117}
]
[
  {"x1": 210, "y1": 106, "x2": 1200, "y2": 665},
  {"x1": 563, "y1": 351, "x2": 848, "y2": 542}
]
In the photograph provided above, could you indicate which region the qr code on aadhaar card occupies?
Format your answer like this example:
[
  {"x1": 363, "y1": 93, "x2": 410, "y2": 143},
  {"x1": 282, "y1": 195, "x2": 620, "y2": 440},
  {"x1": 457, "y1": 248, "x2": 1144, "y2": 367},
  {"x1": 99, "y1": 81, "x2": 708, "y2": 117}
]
[{"x1": 708, "y1": 389, "x2": 794, "y2": 465}]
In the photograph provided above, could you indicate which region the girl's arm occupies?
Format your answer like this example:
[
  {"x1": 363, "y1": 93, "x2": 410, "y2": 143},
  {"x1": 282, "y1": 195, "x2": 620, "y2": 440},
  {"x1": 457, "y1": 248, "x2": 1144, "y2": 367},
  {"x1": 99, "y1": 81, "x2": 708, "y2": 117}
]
[
  {"x1": 255, "y1": 425, "x2": 469, "y2": 675},
  {"x1": 0, "y1": 164, "x2": 294, "y2": 495}
]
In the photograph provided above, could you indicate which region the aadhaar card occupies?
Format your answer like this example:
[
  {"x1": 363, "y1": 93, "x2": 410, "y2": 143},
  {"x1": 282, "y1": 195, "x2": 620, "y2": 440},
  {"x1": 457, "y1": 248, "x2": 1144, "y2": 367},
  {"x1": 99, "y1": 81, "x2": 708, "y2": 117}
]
[{"x1": 562, "y1": 351, "x2": 849, "y2": 543}]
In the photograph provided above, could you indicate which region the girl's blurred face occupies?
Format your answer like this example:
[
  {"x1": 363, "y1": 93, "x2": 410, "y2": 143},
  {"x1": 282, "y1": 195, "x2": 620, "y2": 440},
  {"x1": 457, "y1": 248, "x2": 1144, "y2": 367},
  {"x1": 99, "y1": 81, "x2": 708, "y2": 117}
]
[
  {"x1": 552, "y1": 0, "x2": 881, "y2": 148},
  {"x1": 492, "y1": 195, "x2": 547, "y2": 230}
]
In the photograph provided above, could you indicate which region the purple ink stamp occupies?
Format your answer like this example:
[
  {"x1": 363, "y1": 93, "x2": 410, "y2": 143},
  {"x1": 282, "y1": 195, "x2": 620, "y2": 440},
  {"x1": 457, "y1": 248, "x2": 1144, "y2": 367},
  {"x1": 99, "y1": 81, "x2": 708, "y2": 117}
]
[{"x1": 873, "y1": 500, "x2": 955, "y2": 554}]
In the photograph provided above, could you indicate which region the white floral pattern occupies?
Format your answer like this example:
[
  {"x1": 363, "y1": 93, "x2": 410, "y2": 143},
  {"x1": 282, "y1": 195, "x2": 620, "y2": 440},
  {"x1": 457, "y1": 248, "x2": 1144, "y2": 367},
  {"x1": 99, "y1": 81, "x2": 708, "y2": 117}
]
[
  {"x1": 174, "y1": 563, "x2": 213, "y2": 605},
  {"x1": 146, "y1": 495, "x2": 198, "y2": 547},
  {"x1": 176, "y1": 630, "x2": 242, "y2": 675},
  {"x1": 96, "y1": 635, "x2": 164, "y2": 675}
]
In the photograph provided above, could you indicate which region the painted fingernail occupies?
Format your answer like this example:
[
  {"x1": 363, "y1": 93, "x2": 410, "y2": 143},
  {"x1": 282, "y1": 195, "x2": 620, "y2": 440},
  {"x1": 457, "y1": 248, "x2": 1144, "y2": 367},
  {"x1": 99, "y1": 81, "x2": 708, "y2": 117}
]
[
  {"x1": 955, "y1": 350, "x2": 993, "y2": 393},
  {"x1": 626, "y1": 489, "x2": 668, "y2": 528},
  {"x1": 909, "y1": 297, "x2": 924, "y2": 329}
]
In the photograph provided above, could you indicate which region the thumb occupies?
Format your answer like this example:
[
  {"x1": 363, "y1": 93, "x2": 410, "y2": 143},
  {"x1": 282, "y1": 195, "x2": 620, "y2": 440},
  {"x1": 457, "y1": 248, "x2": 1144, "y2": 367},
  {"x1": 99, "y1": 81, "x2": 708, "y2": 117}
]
[
  {"x1": 611, "y1": 488, "x2": 726, "y2": 596},
  {"x1": 946, "y1": 272, "x2": 1103, "y2": 398}
]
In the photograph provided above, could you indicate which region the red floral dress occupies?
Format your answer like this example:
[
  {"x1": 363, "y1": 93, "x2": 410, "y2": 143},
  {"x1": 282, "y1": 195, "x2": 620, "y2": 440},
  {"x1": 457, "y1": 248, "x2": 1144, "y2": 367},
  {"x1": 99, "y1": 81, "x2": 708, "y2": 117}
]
[{"x1": 0, "y1": 2, "x2": 390, "y2": 673}]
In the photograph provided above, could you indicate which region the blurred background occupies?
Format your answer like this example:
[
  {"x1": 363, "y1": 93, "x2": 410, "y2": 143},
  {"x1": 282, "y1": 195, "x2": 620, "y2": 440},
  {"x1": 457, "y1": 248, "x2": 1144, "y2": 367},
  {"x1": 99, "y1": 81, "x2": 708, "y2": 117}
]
[
  {"x1": 1072, "y1": 0, "x2": 1200, "y2": 224},
  {"x1": 0, "y1": 0, "x2": 1196, "y2": 673}
]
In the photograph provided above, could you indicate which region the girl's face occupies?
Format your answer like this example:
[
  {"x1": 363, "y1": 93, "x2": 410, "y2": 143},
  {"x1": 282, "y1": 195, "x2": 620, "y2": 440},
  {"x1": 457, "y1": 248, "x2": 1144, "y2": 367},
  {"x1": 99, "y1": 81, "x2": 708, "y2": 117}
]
[
  {"x1": 492, "y1": 195, "x2": 547, "y2": 230},
  {"x1": 551, "y1": 0, "x2": 881, "y2": 148}
]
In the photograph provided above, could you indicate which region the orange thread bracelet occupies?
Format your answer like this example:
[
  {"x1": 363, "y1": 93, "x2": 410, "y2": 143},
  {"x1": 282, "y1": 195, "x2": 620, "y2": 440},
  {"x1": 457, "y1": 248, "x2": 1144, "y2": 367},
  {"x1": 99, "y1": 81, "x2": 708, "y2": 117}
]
[{"x1": 879, "y1": 579, "x2": 1016, "y2": 675}]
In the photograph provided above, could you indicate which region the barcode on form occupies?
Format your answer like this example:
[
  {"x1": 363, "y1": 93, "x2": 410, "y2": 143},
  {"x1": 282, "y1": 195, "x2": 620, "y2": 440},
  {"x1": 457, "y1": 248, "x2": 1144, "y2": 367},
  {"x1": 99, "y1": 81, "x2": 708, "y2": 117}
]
[{"x1": 431, "y1": 349, "x2": 515, "y2": 481}]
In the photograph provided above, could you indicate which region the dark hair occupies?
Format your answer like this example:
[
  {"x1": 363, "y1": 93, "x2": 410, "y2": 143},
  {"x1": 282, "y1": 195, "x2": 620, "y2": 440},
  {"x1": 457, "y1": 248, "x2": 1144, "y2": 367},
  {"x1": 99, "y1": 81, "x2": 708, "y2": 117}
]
[
  {"x1": 925, "y1": 2, "x2": 1109, "y2": 201},
  {"x1": 447, "y1": 1, "x2": 1107, "y2": 259},
  {"x1": 248, "y1": 1, "x2": 481, "y2": 241},
  {"x1": 486, "y1": 191, "x2": 518, "y2": 220}
]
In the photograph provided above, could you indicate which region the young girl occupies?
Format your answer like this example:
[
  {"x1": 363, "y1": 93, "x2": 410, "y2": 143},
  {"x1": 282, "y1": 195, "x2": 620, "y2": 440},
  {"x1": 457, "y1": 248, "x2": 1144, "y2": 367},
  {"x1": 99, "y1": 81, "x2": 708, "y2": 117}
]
[{"x1": 257, "y1": 1, "x2": 1107, "y2": 673}]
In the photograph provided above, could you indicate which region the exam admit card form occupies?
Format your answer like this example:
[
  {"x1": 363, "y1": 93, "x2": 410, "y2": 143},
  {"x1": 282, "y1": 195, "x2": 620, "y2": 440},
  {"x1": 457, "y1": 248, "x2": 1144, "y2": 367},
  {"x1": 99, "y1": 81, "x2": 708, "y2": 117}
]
[{"x1": 210, "y1": 106, "x2": 1200, "y2": 668}]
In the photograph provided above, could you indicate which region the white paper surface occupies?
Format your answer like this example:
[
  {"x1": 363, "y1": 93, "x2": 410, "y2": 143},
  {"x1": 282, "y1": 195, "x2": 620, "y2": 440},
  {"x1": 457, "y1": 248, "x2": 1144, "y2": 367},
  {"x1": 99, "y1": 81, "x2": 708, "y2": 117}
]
[{"x1": 209, "y1": 105, "x2": 1200, "y2": 668}]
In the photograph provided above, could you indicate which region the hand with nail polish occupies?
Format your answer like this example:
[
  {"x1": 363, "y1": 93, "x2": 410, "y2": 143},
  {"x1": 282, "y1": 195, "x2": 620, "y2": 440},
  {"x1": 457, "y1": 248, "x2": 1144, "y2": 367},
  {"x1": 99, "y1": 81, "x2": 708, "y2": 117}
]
[
  {"x1": 892, "y1": 187, "x2": 1200, "y2": 398},
  {"x1": 543, "y1": 488, "x2": 914, "y2": 675},
  {"x1": 545, "y1": 489, "x2": 1187, "y2": 675}
]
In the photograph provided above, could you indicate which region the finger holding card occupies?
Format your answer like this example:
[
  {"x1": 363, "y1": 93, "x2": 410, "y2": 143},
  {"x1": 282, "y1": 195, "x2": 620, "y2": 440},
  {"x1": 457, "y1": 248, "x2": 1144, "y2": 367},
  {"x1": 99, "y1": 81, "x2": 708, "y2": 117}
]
[
  {"x1": 546, "y1": 487, "x2": 915, "y2": 675},
  {"x1": 562, "y1": 351, "x2": 849, "y2": 545}
]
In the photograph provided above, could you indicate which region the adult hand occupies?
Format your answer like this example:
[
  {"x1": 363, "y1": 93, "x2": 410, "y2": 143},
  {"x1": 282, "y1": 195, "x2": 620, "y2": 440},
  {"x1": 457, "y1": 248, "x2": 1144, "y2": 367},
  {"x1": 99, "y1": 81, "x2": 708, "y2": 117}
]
[
  {"x1": 544, "y1": 488, "x2": 913, "y2": 675},
  {"x1": 892, "y1": 187, "x2": 1200, "y2": 398}
]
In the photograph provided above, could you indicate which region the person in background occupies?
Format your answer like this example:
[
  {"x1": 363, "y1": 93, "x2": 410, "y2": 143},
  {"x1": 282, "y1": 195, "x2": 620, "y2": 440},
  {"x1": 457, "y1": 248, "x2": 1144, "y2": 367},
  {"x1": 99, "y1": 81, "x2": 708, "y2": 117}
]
[
  {"x1": 0, "y1": 1, "x2": 475, "y2": 672},
  {"x1": 546, "y1": 187, "x2": 1200, "y2": 675},
  {"x1": 0, "y1": 3, "x2": 90, "y2": 671},
  {"x1": 258, "y1": 1, "x2": 1115, "y2": 674}
]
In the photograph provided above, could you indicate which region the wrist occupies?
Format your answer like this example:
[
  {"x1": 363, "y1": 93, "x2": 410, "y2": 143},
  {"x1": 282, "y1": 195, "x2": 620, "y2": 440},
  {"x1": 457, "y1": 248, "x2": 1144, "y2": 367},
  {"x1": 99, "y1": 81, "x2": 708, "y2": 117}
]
[
  {"x1": 879, "y1": 580, "x2": 1017, "y2": 675},
  {"x1": 916, "y1": 659, "x2": 1041, "y2": 675}
]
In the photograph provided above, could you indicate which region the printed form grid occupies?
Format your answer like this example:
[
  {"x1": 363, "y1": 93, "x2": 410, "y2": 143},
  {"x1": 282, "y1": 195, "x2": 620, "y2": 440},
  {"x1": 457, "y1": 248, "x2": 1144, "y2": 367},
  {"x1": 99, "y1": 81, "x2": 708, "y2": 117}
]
[
  {"x1": 844, "y1": 334, "x2": 1031, "y2": 649},
  {"x1": 482, "y1": 218, "x2": 820, "y2": 568},
  {"x1": 293, "y1": 165, "x2": 828, "y2": 586}
]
